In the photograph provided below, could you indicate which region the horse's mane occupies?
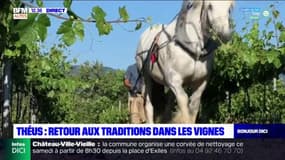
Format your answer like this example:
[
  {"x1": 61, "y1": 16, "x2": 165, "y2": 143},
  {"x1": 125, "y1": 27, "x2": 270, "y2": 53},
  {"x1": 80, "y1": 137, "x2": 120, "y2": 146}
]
[
  {"x1": 175, "y1": 0, "x2": 205, "y2": 59},
  {"x1": 184, "y1": 0, "x2": 235, "y2": 9}
]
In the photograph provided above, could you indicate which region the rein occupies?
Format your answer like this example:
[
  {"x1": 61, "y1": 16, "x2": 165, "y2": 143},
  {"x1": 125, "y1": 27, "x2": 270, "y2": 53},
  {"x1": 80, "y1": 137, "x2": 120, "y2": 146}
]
[{"x1": 134, "y1": 25, "x2": 174, "y2": 93}]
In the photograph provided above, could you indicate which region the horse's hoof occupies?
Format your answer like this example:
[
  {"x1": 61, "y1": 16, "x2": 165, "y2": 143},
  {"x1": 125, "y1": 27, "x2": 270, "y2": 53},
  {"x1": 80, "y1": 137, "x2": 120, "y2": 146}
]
[
  {"x1": 171, "y1": 112, "x2": 192, "y2": 124},
  {"x1": 171, "y1": 112, "x2": 195, "y2": 124}
]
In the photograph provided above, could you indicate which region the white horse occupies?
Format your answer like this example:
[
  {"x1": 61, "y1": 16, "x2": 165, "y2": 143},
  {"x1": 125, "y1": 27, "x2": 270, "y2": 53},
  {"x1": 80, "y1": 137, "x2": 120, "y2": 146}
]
[{"x1": 135, "y1": 0, "x2": 234, "y2": 123}]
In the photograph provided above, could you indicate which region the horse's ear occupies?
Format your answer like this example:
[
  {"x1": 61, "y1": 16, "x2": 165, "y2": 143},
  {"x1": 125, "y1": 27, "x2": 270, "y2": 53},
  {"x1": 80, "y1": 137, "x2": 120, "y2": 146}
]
[
  {"x1": 231, "y1": 1, "x2": 235, "y2": 9},
  {"x1": 181, "y1": 0, "x2": 195, "y2": 10}
]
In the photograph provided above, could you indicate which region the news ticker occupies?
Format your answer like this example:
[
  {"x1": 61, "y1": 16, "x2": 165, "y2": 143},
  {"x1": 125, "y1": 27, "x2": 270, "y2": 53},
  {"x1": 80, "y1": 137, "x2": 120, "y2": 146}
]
[
  {"x1": 13, "y1": 124, "x2": 285, "y2": 139},
  {"x1": 1, "y1": 138, "x2": 284, "y2": 160},
  {"x1": 13, "y1": 7, "x2": 66, "y2": 20}
]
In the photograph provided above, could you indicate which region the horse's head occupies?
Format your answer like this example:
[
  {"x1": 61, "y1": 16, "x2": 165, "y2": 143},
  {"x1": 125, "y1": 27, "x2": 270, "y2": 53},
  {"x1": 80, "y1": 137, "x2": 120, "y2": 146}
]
[{"x1": 203, "y1": 0, "x2": 234, "y2": 42}]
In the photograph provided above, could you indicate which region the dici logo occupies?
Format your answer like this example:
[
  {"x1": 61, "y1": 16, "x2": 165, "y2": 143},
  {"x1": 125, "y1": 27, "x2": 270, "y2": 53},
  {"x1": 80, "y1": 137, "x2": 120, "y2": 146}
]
[{"x1": 5, "y1": 139, "x2": 31, "y2": 160}]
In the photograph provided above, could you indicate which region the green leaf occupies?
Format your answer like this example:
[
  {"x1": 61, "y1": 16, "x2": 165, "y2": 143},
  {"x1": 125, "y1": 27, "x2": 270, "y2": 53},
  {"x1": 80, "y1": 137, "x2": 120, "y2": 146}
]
[
  {"x1": 4, "y1": 49, "x2": 20, "y2": 57},
  {"x1": 265, "y1": 17, "x2": 272, "y2": 26},
  {"x1": 47, "y1": 90, "x2": 55, "y2": 98},
  {"x1": 280, "y1": 31, "x2": 285, "y2": 42},
  {"x1": 36, "y1": 0, "x2": 44, "y2": 7},
  {"x1": 266, "y1": 31, "x2": 274, "y2": 40},
  {"x1": 57, "y1": 20, "x2": 73, "y2": 34},
  {"x1": 96, "y1": 21, "x2": 112, "y2": 36},
  {"x1": 72, "y1": 58, "x2": 78, "y2": 64},
  {"x1": 276, "y1": 22, "x2": 284, "y2": 31},
  {"x1": 260, "y1": 57, "x2": 266, "y2": 64},
  {"x1": 273, "y1": 58, "x2": 281, "y2": 68},
  {"x1": 92, "y1": 6, "x2": 106, "y2": 20},
  {"x1": 103, "y1": 23, "x2": 113, "y2": 35},
  {"x1": 146, "y1": 16, "x2": 152, "y2": 24},
  {"x1": 243, "y1": 52, "x2": 257, "y2": 67},
  {"x1": 272, "y1": 10, "x2": 279, "y2": 18},
  {"x1": 74, "y1": 21, "x2": 84, "y2": 40},
  {"x1": 14, "y1": 13, "x2": 37, "y2": 31},
  {"x1": 64, "y1": 0, "x2": 72, "y2": 8},
  {"x1": 41, "y1": 60, "x2": 51, "y2": 71},
  {"x1": 34, "y1": 14, "x2": 50, "y2": 41},
  {"x1": 92, "y1": 6, "x2": 112, "y2": 35},
  {"x1": 15, "y1": 15, "x2": 39, "y2": 51},
  {"x1": 266, "y1": 51, "x2": 277, "y2": 63},
  {"x1": 135, "y1": 22, "x2": 142, "y2": 30},
  {"x1": 62, "y1": 30, "x2": 76, "y2": 46},
  {"x1": 37, "y1": 14, "x2": 50, "y2": 27},
  {"x1": 119, "y1": 6, "x2": 129, "y2": 22},
  {"x1": 35, "y1": 24, "x2": 47, "y2": 41}
]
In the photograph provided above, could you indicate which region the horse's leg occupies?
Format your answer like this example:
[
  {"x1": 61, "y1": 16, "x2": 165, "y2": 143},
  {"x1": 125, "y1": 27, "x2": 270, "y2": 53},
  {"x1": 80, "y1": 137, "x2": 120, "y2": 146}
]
[
  {"x1": 144, "y1": 75, "x2": 154, "y2": 123},
  {"x1": 189, "y1": 80, "x2": 207, "y2": 123},
  {"x1": 145, "y1": 94, "x2": 154, "y2": 123},
  {"x1": 167, "y1": 74, "x2": 190, "y2": 123},
  {"x1": 161, "y1": 89, "x2": 175, "y2": 123},
  {"x1": 151, "y1": 79, "x2": 166, "y2": 123}
]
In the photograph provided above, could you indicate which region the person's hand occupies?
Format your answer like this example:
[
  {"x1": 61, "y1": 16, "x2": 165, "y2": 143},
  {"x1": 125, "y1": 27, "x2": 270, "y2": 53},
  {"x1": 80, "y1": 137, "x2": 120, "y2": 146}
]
[{"x1": 124, "y1": 79, "x2": 132, "y2": 90}]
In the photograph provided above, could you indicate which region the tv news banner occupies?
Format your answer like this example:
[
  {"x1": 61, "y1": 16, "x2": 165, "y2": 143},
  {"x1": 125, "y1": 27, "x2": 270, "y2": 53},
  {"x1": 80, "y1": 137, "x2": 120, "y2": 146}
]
[{"x1": 1, "y1": 123, "x2": 283, "y2": 160}]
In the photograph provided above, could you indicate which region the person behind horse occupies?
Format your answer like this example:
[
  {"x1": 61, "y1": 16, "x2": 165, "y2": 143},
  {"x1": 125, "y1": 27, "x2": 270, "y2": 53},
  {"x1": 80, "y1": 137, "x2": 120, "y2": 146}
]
[{"x1": 124, "y1": 63, "x2": 146, "y2": 124}]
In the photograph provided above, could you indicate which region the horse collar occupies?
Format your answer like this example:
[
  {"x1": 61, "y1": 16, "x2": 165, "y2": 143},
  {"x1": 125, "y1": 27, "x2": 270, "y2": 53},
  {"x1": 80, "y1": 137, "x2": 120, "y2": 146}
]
[{"x1": 174, "y1": 38, "x2": 214, "y2": 61}]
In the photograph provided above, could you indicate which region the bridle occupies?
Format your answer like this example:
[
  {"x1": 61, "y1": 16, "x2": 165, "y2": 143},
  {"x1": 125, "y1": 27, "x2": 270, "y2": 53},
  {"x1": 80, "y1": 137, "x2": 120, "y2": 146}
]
[{"x1": 174, "y1": 0, "x2": 216, "y2": 60}]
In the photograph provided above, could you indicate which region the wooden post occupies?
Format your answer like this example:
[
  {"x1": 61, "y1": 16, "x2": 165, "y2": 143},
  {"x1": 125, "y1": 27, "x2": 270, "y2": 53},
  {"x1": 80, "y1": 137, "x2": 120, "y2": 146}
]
[
  {"x1": 2, "y1": 60, "x2": 12, "y2": 138},
  {"x1": 119, "y1": 100, "x2": 121, "y2": 112},
  {"x1": 30, "y1": 91, "x2": 37, "y2": 124},
  {"x1": 273, "y1": 77, "x2": 277, "y2": 91}
]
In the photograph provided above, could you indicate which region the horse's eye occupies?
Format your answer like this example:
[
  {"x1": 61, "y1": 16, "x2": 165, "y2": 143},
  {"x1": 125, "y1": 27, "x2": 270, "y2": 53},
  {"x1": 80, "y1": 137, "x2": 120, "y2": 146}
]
[
  {"x1": 208, "y1": 4, "x2": 213, "y2": 10},
  {"x1": 187, "y1": 3, "x2": 193, "y2": 10}
]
